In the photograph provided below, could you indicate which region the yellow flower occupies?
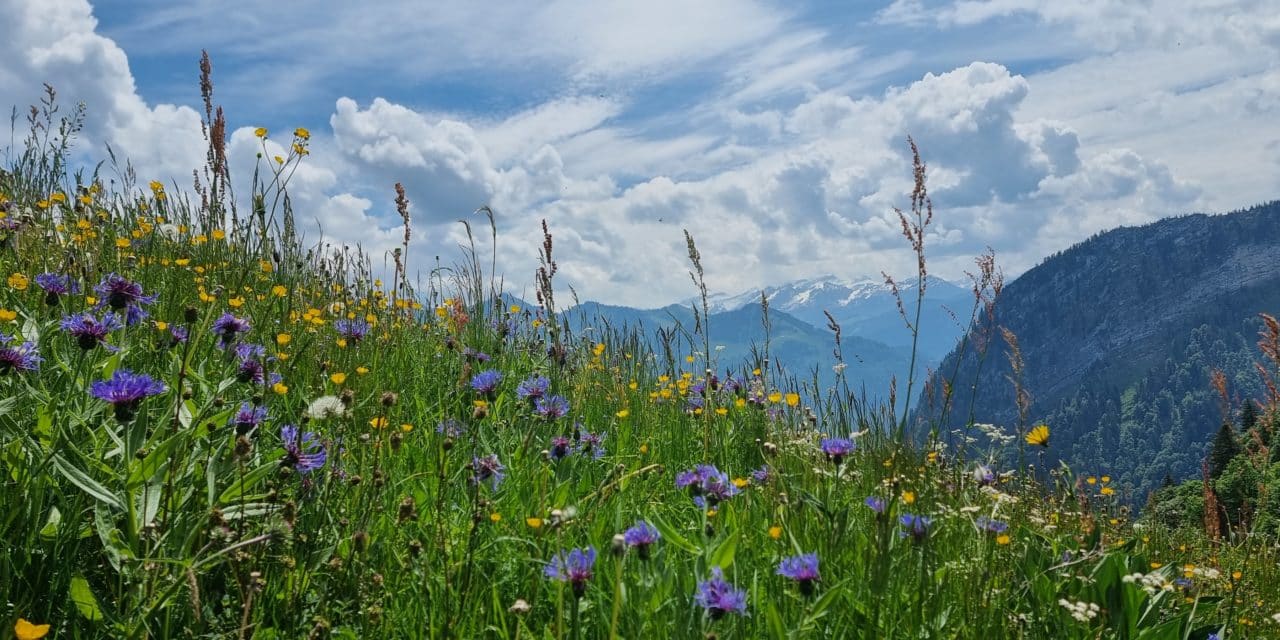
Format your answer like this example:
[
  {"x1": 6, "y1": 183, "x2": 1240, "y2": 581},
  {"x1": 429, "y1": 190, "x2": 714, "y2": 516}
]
[
  {"x1": 615, "y1": 409, "x2": 629, "y2": 418},
  {"x1": 639, "y1": 443, "x2": 649, "y2": 455},
  {"x1": 175, "y1": 258, "x2": 191, "y2": 267},
  {"x1": 228, "y1": 296, "x2": 245, "y2": 308},
  {"x1": 715, "y1": 407, "x2": 728, "y2": 416},
  {"x1": 1086, "y1": 476, "x2": 1097, "y2": 485},
  {"x1": 1025, "y1": 424, "x2": 1050, "y2": 448},
  {"x1": 731, "y1": 477, "x2": 749, "y2": 489},
  {"x1": 902, "y1": 490, "x2": 916, "y2": 505},
  {"x1": 400, "y1": 423, "x2": 413, "y2": 433},
  {"x1": 489, "y1": 512, "x2": 501, "y2": 523},
  {"x1": 254, "y1": 127, "x2": 268, "y2": 138},
  {"x1": 0, "y1": 308, "x2": 16, "y2": 322},
  {"x1": 7, "y1": 272, "x2": 30, "y2": 290},
  {"x1": 272, "y1": 284, "x2": 288, "y2": 297},
  {"x1": 526, "y1": 517, "x2": 543, "y2": 529},
  {"x1": 277, "y1": 333, "x2": 291, "y2": 345},
  {"x1": 14, "y1": 618, "x2": 50, "y2": 640},
  {"x1": 369, "y1": 417, "x2": 388, "y2": 429},
  {"x1": 785, "y1": 393, "x2": 800, "y2": 407},
  {"x1": 272, "y1": 382, "x2": 288, "y2": 395},
  {"x1": 330, "y1": 372, "x2": 347, "y2": 384},
  {"x1": 1100, "y1": 475, "x2": 1111, "y2": 483},
  {"x1": 768, "y1": 525, "x2": 782, "y2": 540},
  {"x1": 294, "y1": 127, "x2": 310, "y2": 140},
  {"x1": 1100, "y1": 486, "x2": 1116, "y2": 496},
  {"x1": 115, "y1": 237, "x2": 132, "y2": 249},
  {"x1": 155, "y1": 321, "x2": 168, "y2": 331},
  {"x1": 767, "y1": 391, "x2": 782, "y2": 403},
  {"x1": 49, "y1": 192, "x2": 66, "y2": 203},
  {"x1": 336, "y1": 338, "x2": 348, "y2": 348},
  {"x1": 356, "y1": 366, "x2": 370, "y2": 375},
  {"x1": 211, "y1": 229, "x2": 226, "y2": 241},
  {"x1": 996, "y1": 534, "x2": 1011, "y2": 545},
  {"x1": 85, "y1": 296, "x2": 97, "y2": 306},
  {"x1": 509, "y1": 304, "x2": 520, "y2": 313}
]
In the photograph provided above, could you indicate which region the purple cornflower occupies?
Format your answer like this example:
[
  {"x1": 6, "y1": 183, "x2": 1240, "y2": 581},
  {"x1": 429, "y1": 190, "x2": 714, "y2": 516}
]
[
  {"x1": 436, "y1": 418, "x2": 463, "y2": 438},
  {"x1": 471, "y1": 454, "x2": 505, "y2": 490},
  {"x1": 535, "y1": 394, "x2": 570, "y2": 420},
  {"x1": 280, "y1": 424, "x2": 326, "y2": 474},
  {"x1": 975, "y1": 517, "x2": 1008, "y2": 535},
  {"x1": 549, "y1": 435, "x2": 574, "y2": 460},
  {"x1": 230, "y1": 402, "x2": 268, "y2": 435},
  {"x1": 973, "y1": 464, "x2": 996, "y2": 486},
  {"x1": 93, "y1": 273, "x2": 156, "y2": 325},
  {"x1": 676, "y1": 464, "x2": 740, "y2": 508},
  {"x1": 0, "y1": 336, "x2": 41, "y2": 374},
  {"x1": 684, "y1": 395, "x2": 705, "y2": 414},
  {"x1": 819, "y1": 437, "x2": 855, "y2": 464},
  {"x1": 168, "y1": 325, "x2": 189, "y2": 346},
  {"x1": 470, "y1": 369, "x2": 502, "y2": 397},
  {"x1": 461, "y1": 347, "x2": 490, "y2": 362},
  {"x1": 578, "y1": 431, "x2": 605, "y2": 459},
  {"x1": 899, "y1": 513, "x2": 934, "y2": 542},
  {"x1": 544, "y1": 547, "x2": 596, "y2": 598},
  {"x1": 235, "y1": 343, "x2": 268, "y2": 384},
  {"x1": 623, "y1": 520, "x2": 660, "y2": 559},
  {"x1": 751, "y1": 466, "x2": 773, "y2": 484},
  {"x1": 777, "y1": 553, "x2": 821, "y2": 595},
  {"x1": 60, "y1": 312, "x2": 123, "y2": 351},
  {"x1": 334, "y1": 319, "x2": 370, "y2": 343},
  {"x1": 212, "y1": 312, "x2": 250, "y2": 348},
  {"x1": 35, "y1": 272, "x2": 78, "y2": 305},
  {"x1": 90, "y1": 369, "x2": 166, "y2": 421},
  {"x1": 516, "y1": 374, "x2": 549, "y2": 402},
  {"x1": 864, "y1": 496, "x2": 887, "y2": 515},
  {"x1": 695, "y1": 567, "x2": 748, "y2": 619}
]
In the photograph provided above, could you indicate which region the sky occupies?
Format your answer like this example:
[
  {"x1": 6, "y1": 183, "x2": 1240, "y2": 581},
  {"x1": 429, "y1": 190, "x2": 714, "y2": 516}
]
[{"x1": 2, "y1": 0, "x2": 1278, "y2": 307}]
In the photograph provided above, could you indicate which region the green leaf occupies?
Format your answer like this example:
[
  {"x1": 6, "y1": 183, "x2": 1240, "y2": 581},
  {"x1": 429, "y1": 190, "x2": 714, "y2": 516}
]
[
  {"x1": 649, "y1": 514, "x2": 699, "y2": 555},
  {"x1": 52, "y1": 454, "x2": 124, "y2": 512},
  {"x1": 70, "y1": 575, "x2": 105, "y2": 622},
  {"x1": 127, "y1": 430, "x2": 189, "y2": 489},
  {"x1": 708, "y1": 530, "x2": 738, "y2": 569},
  {"x1": 217, "y1": 461, "x2": 279, "y2": 504},
  {"x1": 39, "y1": 506, "x2": 62, "y2": 540}
]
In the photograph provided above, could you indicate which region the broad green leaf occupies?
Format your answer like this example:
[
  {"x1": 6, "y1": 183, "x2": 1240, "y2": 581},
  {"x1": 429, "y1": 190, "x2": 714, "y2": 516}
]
[
  {"x1": 649, "y1": 514, "x2": 699, "y2": 555},
  {"x1": 708, "y1": 529, "x2": 738, "y2": 569},
  {"x1": 70, "y1": 575, "x2": 105, "y2": 622},
  {"x1": 217, "y1": 461, "x2": 279, "y2": 504},
  {"x1": 39, "y1": 506, "x2": 62, "y2": 539},
  {"x1": 52, "y1": 454, "x2": 124, "y2": 512}
]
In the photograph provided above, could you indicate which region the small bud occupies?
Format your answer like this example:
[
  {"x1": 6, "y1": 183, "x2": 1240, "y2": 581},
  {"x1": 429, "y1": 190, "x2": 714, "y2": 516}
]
[
  {"x1": 611, "y1": 533, "x2": 627, "y2": 557},
  {"x1": 352, "y1": 530, "x2": 369, "y2": 553},
  {"x1": 381, "y1": 391, "x2": 398, "y2": 407},
  {"x1": 184, "y1": 306, "x2": 199, "y2": 323}
]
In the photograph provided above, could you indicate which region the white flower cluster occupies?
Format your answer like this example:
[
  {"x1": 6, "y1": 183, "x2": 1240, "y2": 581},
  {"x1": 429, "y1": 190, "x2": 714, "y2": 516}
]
[
  {"x1": 974, "y1": 422, "x2": 1015, "y2": 444},
  {"x1": 306, "y1": 395, "x2": 349, "y2": 420},
  {"x1": 1058, "y1": 599, "x2": 1100, "y2": 623},
  {"x1": 1188, "y1": 566, "x2": 1220, "y2": 580},
  {"x1": 1271, "y1": 611, "x2": 1280, "y2": 624},
  {"x1": 1122, "y1": 572, "x2": 1170, "y2": 594}
]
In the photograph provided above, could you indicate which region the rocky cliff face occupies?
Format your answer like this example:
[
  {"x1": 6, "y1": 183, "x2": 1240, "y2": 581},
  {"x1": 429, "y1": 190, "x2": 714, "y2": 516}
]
[{"x1": 921, "y1": 201, "x2": 1280, "y2": 498}]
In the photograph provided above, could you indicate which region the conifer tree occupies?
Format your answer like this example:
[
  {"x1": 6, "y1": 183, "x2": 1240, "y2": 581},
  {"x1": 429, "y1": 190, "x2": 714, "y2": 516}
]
[{"x1": 1208, "y1": 421, "x2": 1240, "y2": 479}]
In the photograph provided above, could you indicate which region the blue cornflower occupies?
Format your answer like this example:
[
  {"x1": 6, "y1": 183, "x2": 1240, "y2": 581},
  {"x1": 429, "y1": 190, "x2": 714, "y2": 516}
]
[
  {"x1": 975, "y1": 516, "x2": 1008, "y2": 535},
  {"x1": 230, "y1": 402, "x2": 268, "y2": 435},
  {"x1": 470, "y1": 369, "x2": 502, "y2": 397},
  {"x1": 0, "y1": 335, "x2": 41, "y2": 374},
  {"x1": 234, "y1": 343, "x2": 268, "y2": 384},
  {"x1": 819, "y1": 437, "x2": 855, "y2": 464},
  {"x1": 212, "y1": 312, "x2": 250, "y2": 348},
  {"x1": 676, "y1": 464, "x2": 739, "y2": 508},
  {"x1": 436, "y1": 418, "x2": 463, "y2": 438},
  {"x1": 35, "y1": 272, "x2": 78, "y2": 304},
  {"x1": 684, "y1": 395, "x2": 705, "y2": 414},
  {"x1": 695, "y1": 567, "x2": 748, "y2": 619},
  {"x1": 751, "y1": 466, "x2": 773, "y2": 484},
  {"x1": 864, "y1": 496, "x2": 887, "y2": 515},
  {"x1": 90, "y1": 369, "x2": 166, "y2": 421},
  {"x1": 334, "y1": 319, "x2": 370, "y2": 343},
  {"x1": 973, "y1": 464, "x2": 996, "y2": 486},
  {"x1": 544, "y1": 547, "x2": 596, "y2": 598},
  {"x1": 516, "y1": 374, "x2": 549, "y2": 402},
  {"x1": 623, "y1": 520, "x2": 660, "y2": 559},
  {"x1": 899, "y1": 513, "x2": 934, "y2": 542},
  {"x1": 549, "y1": 435, "x2": 574, "y2": 460},
  {"x1": 168, "y1": 325, "x2": 189, "y2": 345},
  {"x1": 60, "y1": 311, "x2": 123, "y2": 351},
  {"x1": 471, "y1": 454, "x2": 504, "y2": 490},
  {"x1": 280, "y1": 424, "x2": 326, "y2": 474},
  {"x1": 535, "y1": 394, "x2": 570, "y2": 420},
  {"x1": 93, "y1": 273, "x2": 156, "y2": 325},
  {"x1": 578, "y1": 430, "x2": 606, "y2": 459},
  {"x1": 777, "y1": 553, "x2": 821, "y2": 595}
]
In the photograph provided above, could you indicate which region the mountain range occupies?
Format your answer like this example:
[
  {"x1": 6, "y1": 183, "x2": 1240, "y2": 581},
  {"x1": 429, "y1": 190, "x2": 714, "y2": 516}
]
[{"x1": 921, "y1": 200, "x2": 1280, "y2": 501}]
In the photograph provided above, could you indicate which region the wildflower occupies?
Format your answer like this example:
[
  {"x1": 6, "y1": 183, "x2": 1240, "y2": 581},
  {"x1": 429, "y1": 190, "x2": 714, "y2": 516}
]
[
  {"x1": 777, "y1": 553, "x2": 821, "y2": 595},
  {"x1": 544, "y1": 547, "x2": 595, "y2": 598},
  {"x1": 330, "y1": 372, "x2": 347, "y2": 385},
  {"x1": 768, "y1": 525, "x2": 783, "y2": 539},
  {"x1": 549, "y1": 435, "x2": 574, "y2": 460},
  {"x1": 676, "y1": 464, "x2": 740, "y2": 508},
  {"x1": 13, "y1": 619, "x2": 50, "y2": 640},
  {"x1": 90, "y1": 369, "x2": 166, "y2": 421},
  {"x1": 334, "y1": 318, "x2": 370, "y2": 343},
  {"x1": 1025, "y1": 424, "x2": 1050, "y2": 447},
  {"x1": 1058, "y1": 598, "x2": 1100, "y2": 622},
  {"x1": 819, "y1": 437, "x2": 855, "y2": 465},
  {"x1": 461, "y1": 347, "x2": 490, "y2": 362},
  {"x1": 623, "y1": 520, "x2": 660, "y2": 559},
  {"x1": 516, "y1": 374, "x2": 550, "y2": 402},
  {"x1": 234, "y1": 343, "x2": 268, "y2": 384},
  {"x1": 973, "y1": 464, "x2": 996, "y2": 486},
  {"x1": 470, "y1": 369, "x2": 502, "y2": 397},
  {"x1": 471, "y1": 454, "x2": 505, "y2": 490},
  {"x1": 230, "y1": 402, "x2": 268, "y2": 435},
  {"x1": 695, "y1": 567, "x2": 748, "y2": 619},
  {"x1": 535, "y1": 394, "x2": 570, "y2": 420},
  {"x1": 94, "y1": 273, "x2": 157, "y2": 325},
  {"x1": 168, "y1": 325, "x2": 189, "y2": 346},
  {"x1": 751, "y1": 466, "x2": 773, "y2": 484},
  {"x1": 436, "y1": 418, "x2": 463, "y2": 438},
  {"x1": 35, "y1": 272, "x2": 78, "y2": 305},
  {"x1": 976, "y1": 517, "x2": 1009, "y2": 535},
  {"x1": 212, "y1": 312, "x2": 251, "y2": 347},
  {"x1": 899, "y1": 513, "x2": 933, "y2": 542},
  {"x1": 60, "y1": 312, "x2": 122, "y2": 351},
  {"x1": 280, "y1": 424, "x2": 326, "y2": 474},
  {"x1": 7, "y1": 272, "x2": 29, "y2": 291},
  {"x1": 578, "y1": 430, "x2": 606, "y2": 458},
  {"x1": 864, "y1": 496, "x2": 887, "y2": 515}
]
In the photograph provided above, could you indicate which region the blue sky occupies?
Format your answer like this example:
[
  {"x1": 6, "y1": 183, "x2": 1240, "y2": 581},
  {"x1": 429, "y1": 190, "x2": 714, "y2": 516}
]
[{"x1": 3, "y1": 0, "x2": 1278, "y2": 306}]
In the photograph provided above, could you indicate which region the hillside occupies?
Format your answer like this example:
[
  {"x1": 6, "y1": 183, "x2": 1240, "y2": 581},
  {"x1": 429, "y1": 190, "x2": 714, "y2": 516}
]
[{"x1": 922, "y1": 200, "x2": 1280, "y2": 500}]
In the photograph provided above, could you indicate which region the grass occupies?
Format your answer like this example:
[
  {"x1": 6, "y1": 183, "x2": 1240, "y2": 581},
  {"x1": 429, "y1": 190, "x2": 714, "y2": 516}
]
[{"x1": 0, "y1": 79, "x2": 1278, "y2": 639}]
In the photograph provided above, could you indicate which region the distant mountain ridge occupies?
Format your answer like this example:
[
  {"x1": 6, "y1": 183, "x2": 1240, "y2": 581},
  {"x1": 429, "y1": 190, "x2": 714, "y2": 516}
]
[{"x1": 922, "y1": 200, "x2": 1280, "y2": 500}]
